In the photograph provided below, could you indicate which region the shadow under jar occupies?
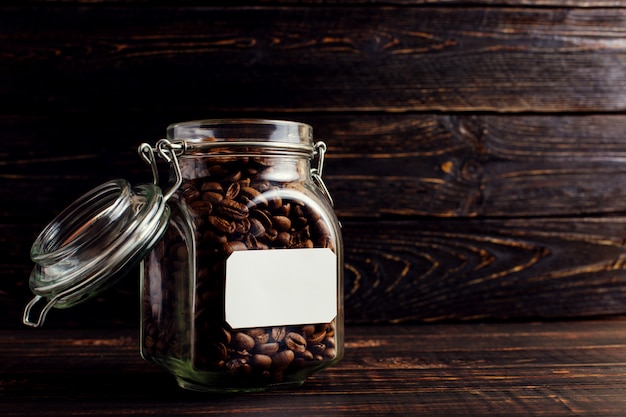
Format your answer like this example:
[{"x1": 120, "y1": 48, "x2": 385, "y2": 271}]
[{"x1": 140, "y1": 120, "x2": 344, "y2": 392}]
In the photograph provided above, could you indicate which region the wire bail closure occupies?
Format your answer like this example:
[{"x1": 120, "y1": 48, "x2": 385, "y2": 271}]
[
  {"x1": 139, "y1": 139, "x2": 183, "y2": 202},
  {"x1": 142, "y1": 138, "x2": 333, "y2": 206},
  {"x1": 311, "y1": 141, "x2": 334, "y2": 207}
]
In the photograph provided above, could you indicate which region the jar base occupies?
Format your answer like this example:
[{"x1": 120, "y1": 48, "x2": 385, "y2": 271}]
[{"x1": 175, "y1": 376, "x2": 305, "y2": 393}]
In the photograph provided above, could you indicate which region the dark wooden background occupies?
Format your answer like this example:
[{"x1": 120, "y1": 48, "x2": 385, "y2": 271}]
[{"x1": 3, "y1": 0, "x2": 626, "y2": 329}]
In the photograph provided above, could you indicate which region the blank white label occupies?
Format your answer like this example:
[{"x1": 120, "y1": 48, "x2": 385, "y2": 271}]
[{"x1": 225, "y1": 248, "x2": 337, "y2": 329}]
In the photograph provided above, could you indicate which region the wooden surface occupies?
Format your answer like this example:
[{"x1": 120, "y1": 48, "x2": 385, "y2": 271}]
[
  {"x1": 3, "y1": 319, "x2": 626, "y2": 416},
  {"x1": 4, "y1": 1, "x2": 626, "y2": 328},
  {"x1": 4, "y1": 6, "x2": 626, "y2": 113}
]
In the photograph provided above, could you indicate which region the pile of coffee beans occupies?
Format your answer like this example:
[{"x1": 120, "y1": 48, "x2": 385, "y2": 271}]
[{"x1": 142, "y1": 152, "x2": 339, "y2": 386}]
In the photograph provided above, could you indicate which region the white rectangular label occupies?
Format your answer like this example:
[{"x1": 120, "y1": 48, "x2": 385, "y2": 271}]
[{"x1": 225, "y1": 248, "x2": 337, "y2": 329}]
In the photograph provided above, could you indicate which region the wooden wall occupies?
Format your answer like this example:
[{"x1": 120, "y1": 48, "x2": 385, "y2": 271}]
[{"x1": 3, "y1": 0, "x2": 626, "y2": 328}]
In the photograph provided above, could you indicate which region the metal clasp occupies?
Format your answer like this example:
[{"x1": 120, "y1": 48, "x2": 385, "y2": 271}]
[
  {"x1": 23, "y1": 294, "x2": 62, "y2": 328},
  {"x1": 138, "y1": 139, "x2": 183, "y2": 201},
  {"x1": 311, "y1": 141, "x2": 334, "y2": 207}
]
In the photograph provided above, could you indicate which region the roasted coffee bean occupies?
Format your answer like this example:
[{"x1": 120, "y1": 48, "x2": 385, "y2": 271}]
[
  {"x1": 271, "y1": 327, "x2": 287, "y2": 343},
  {"x1": 275, "y1": 203, "x2": 290, "y2": 217},
  {"x1": 251, "y1": 209, "x2": 272, "y2": 231},
  {"x1": 255, "y1": 342, "x2": 279, "y2": 355},
  {"x1": 246, "y1": 328, "x2": 269, "y2": 344},
  {"x1": 301, "y1": 325, "x2": 315, "y2": 335},
  {"x1": 251, "y1": 180, "x2": 271, "y2": 192},
  {"x1": 190, "y1": 200, "x2": 213, "y2": 216},
  {"x1": 272, "y1": 215, "x2": 291, "y2": 232},
  {"x1": 182, "y1": 187, "x2": 201, "y2": 203},
  {"x1": 240, "y1": 186, "x2": 266, "y2": 206},
  {"x1": 299, "y1": 350, "x2": 314, "y2": 360},
  {"x1": 231, "y1": 332, "x2": 255, "y2": 352},
  {"x1": 202, "y1": 191, "x2": 223, "y2": 204},
  {"x1": 285, "y1": 332, "x2": 307, "y2": 354},
  {"x1": 201, "y1": 182, "x2": 223, "y2": 193},
  {"x1": 248, "y1": 217, "x2": 266, "y2": 237},
  {"x1": 309, "y1": 343, "x2": 326, "y2": 356},
  {"x1": 224, "y1": 169, "x2": 242, "y2": 184},
  {"x1": 226, "y1": 357, "x2": 251, "y2": 374},
  {"x1": 307, "y1": 330, "x2": 327, "y2": 344},
  {"x1": 271, "y1": 349, "x2": 294, "y2": 371},
  {"x1": 218, "y1": 199, "x2": 249, "y2": 220},
  {"x1": 225, "y1": 240, "x2": 247, "y2": 255},
  {"x1": 238, "y1": 178, "x2": 251, "y2": 188},
  {"x1": 324, "y1": 347, "x2": 337, "y2": 359},
  {"x1": 234, "y1": 218, "x2": 250, "y2": 235},
  {"x1": 225, "y1": 182, "x2": 240, "y2": 200},
  {"x1": 263, "y1": 228, "x2": 278, "y2": 243},
  {"x1": 250, "y1": 354, "x2": 272, "y2": 370},
  {"x1": 208, "y1": 215, "x2": 236, "y2": 234},
  {"x1": 267, "y1": 191, "x2": 282, "y2": 211},
  {"x1": 276, "y1": 232, "x2": 291, "y2": 247}
]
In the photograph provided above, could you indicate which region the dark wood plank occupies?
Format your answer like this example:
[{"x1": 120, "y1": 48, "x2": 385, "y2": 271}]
[
  {"x1": 5, "y1": 113, "x2": 626, "y2": 222},
  {"x1": 3, "y1": 321, "x2": 626, "y2": 415},
  {"x1": 3, "y1": 6, "x2": 626, "y2": 113},
  {"x1": 343, "y1": 217, "x2": 626, "y2": 322},
  {"x1": 5, "y1": 215, "x2": 626, "y2": 328},
  {"x1": 4, "y1": 2, "x2": 626, "y2": 331},
  {"x1": 5, "y1": 112, "x2": 626, "y2": 327},
  {"x1": 323, "y1": 113, "x2": 626, "y2": 218},
  {"x1": 9, "y1": 0, "x2": 626, "y2": 5}
]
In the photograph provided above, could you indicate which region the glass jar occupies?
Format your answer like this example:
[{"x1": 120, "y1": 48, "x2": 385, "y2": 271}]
[{"x1": 23, "y1": 119, "x2": 343, "y2": 393}]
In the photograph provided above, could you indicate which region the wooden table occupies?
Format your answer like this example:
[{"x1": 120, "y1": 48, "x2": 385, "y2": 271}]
[{"x1": 3, "y1": 319, "x2": 626, "y2": 416}]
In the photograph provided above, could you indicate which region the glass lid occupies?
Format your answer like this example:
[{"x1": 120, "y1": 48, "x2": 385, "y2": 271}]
[
  {"x1": 23, "y1": 179, "x2": 170, "y2": 327},
  {"x1": 22, "y1": 139, "x2": 182, "y2": 328}
]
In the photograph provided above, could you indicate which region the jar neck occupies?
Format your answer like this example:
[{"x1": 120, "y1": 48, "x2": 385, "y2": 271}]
[{"x1": 177, "y1": 154, "x2": 311, "y2": 185}]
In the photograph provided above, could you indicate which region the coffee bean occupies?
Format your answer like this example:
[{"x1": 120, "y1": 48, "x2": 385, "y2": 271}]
[
  {"x1": 218, "y1": 199, "x2": 249, "y2": 220},
  {"x1": 255, "y1": 342, "x2": 279, "y2": 355},
  {"x1": 272, "y1": 215, "x2": 291, "y2": 232},
  {"x1": 225, "y1": 182, "x2": 240, "y2": 200},
  {"x1": 324, "y1": 347, "x2": 337, "y2": 360},
  {"x1": 208, "y1": 215, "x2": 235, "y2": 234},
  {"x1": 202, "y1": 191, "x2": 223, "y2": 204},
  {"x1": 240, "y1": 186, "x2": 266, "y2": 206},
  {"x1": 271, "y1": 327, "x2": 286, "y2": 343},
  {"x1": 271, "y1": 349, "x2": 295, "y2": 371},
  {"x1": 190, "y1": 200, "x2": 213, "y2": 216},
  {"x1": 201, "y1": 181, "x2": 223, "y2": 193},
  {"x1": 231, "y1": 332, "x2": 255, "y2": 352},
  {"x1": 307, "y1": 330, "x2": 327, "y2": 344},
  {"x1": 248, "y1": 217, "x2": 266, "y2": 237},
  {"x1": 250, "y1": 354, "x2": 272, "y2": 370},
  {"x1": 285, "y1": 332, "x2": 307, "y2": 354},
  {"x1": 246, "y1": 328, "x2": 269, "y2": 345}
]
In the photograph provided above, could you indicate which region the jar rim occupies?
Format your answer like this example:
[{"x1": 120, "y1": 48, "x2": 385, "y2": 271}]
[
  {"x1": 168, "y1": 118, "x2": 312, "y2": 131},
  {"x1": 166, "y1": 119, "x2": 314, "y2": 147}
]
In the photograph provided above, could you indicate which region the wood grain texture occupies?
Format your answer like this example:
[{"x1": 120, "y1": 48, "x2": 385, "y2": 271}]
[
  {"x1": 343, "y1": 217, "x2": 626, "y2": 322},
  {"x1": 3, "y1": 321, "x2": 626, "y2": 416},
  {"x1": 5, "y1": 112, "x2": 626, "y2": 327},
  {"x1": 5, "y1": 113, "x2": 626, "y2": 222},
  {"x1": 3, "y1": 6, "x2": 626, "y2": 113},
  {"x1": 3, "y1": 2, "x2": 626, "y2": 329},
  {"x1": 11, "y1": 0, "x2": 626, "y2": 5},
  {"x1": 9, "y1": 0, "x2": 626, "y2": 5},
  {"x1": 4, "y1": 215, "x2": 626, "y2": 328}
]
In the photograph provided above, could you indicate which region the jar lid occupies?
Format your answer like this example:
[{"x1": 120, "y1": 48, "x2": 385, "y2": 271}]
[{"x1": 22, "y1": 178, "x2": 170, "y2": 327}]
